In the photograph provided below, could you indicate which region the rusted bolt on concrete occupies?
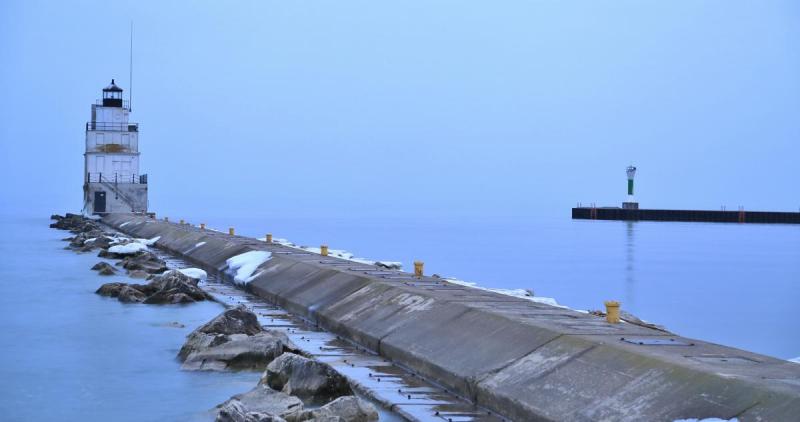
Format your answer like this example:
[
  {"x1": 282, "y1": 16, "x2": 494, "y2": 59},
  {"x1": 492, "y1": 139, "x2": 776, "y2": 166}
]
[
  {"x1": 200, "y1": 223, "x2": 206, "y2": 230},
  {"x1": 320, "y1": 245, "x2": 329, "y2": 256},
  {"x1": 414, "y1": 261, "x2": 424, "y2": 278},
  {"x1": 605, "y1": 300, "x2": 621, "y2": 324},
  {"x1": 266, "y1": 233, "x2": 273, "y2": 243}
]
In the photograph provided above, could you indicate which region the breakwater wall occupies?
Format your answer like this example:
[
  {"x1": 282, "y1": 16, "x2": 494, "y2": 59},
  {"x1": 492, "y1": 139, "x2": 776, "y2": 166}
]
[
  {"x1": 104, "y1": 213, "x2": 800, "y2": 421},
  {"x1": 572, "y1": 207, "x2": 800, "y2": 224}
]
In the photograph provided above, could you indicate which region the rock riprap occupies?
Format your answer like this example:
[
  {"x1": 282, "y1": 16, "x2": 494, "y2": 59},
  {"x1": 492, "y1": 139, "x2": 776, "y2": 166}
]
[
  {"x1": 179, "y1": 306, "x2": 299, "y2": 371},
  {"x1": 95, "y1": 269, "x2": 212, "y2": 304},
  {"x1": 216, "y1": 388, "x2": 302, "y2": 422},
  {"x1": 115, "y1": 250, "x2": 168, "y2": 274},
  {"x1": 50, "y1": 213, "x2": 99, "y2": 233},
  {"x1": 262, "y1": 353, "x2": 352, "y2": 401},
  {"x1": 91, "y1": 261, "x2": 117, "y2": 275},
  {"x1": 284, "y1": 396, "x2": 378, "y2": 422}
]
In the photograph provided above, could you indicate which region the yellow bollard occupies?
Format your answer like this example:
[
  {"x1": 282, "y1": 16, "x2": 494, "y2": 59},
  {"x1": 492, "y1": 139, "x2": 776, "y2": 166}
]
[
  {"x1": 229, "y1": 227, "x2": 235, "y2": 236},
  {"x1": 414, "y1": 261, "x2": 424, "y2": 278},
  {"x1": 200, "y1": 223, "x2": 206, "y2": 230},
  {"x1": 320, "y1": 245, "x2": 329, "y2": 256},
  {"x1": 266, "y1": 233, "x2": 273, "y2": 243},
  {"x1": 604, "y1": 300, "x2": 621, "y2": 324}
]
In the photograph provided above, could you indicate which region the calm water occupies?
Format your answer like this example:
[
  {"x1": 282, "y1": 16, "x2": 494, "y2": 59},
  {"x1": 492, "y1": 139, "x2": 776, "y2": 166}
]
[
  {"x1": 0, "y1": 217, "x2": 259, "y2": 421},
  {"x1": 0, "y1": 214, "x2": 798, "y2": 421},
  {"x1": 192, "y1": 213, "x2": 800, "y2": 360}
]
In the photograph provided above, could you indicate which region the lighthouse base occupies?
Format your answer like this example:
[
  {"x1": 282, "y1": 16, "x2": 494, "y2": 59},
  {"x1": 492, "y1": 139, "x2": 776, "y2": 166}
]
[{"x1": 622, "y1": 202, "x2": 639, "y2": 210}]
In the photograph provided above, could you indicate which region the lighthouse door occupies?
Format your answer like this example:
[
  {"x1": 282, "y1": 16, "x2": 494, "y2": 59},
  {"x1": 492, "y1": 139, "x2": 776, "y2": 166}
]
[{"x1": 94, "y1": 191, "x2": 106, "y2": 214}]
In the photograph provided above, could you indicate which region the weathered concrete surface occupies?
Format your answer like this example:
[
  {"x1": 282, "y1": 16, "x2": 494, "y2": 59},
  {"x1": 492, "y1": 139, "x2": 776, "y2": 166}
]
[{"x1": 103, "y1": 214, "x2": 800, "y2": 422}]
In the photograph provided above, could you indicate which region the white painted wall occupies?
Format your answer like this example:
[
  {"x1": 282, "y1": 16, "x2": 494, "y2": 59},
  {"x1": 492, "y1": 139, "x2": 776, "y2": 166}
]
[
  {"x1": 92, "y1": 105, "x2": 129, "y2": 124},
  {"x1": 86, "y1": 154, "x2": 140, "y2": 180},
  {"x1": 85, "y1": 130, "x2": 138, "y2": 152}
]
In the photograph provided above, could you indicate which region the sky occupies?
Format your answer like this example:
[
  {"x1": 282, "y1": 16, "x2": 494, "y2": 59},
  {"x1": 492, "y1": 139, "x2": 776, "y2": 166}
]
[{"x1": 1, "y1": 0, "x2": 798, "y2": 219}]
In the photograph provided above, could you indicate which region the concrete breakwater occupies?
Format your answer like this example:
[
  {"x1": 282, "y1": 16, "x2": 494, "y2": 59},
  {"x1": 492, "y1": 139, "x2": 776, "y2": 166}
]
[{"x1": 104, "y1": 213, "x2": 800, "y2": 421}]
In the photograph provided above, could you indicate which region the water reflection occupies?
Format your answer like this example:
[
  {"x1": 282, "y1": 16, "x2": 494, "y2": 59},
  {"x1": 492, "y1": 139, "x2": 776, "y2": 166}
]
[{"x1": 625, "y1": 221, "x2": 636, "y2": 310}]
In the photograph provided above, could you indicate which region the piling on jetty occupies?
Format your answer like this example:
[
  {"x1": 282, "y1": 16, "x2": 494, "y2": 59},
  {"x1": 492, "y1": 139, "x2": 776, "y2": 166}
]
[{"x1": 103, "y1": 213, "x2": 800, "y2": 421}]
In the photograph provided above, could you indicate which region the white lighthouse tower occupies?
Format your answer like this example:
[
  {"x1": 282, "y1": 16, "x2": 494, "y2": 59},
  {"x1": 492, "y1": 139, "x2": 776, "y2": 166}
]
[{"x1": 82, "y1": 80, "x2": 148, "y2": 214}]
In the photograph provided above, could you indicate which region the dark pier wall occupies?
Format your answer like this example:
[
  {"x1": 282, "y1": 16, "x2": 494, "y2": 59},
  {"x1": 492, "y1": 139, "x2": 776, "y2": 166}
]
[
  {"x1": 103, "y1": 214, "x2": 800, "y2": 422},
  {"x1": 573, "y1": 207, "x2": 800, "y2": 224}
]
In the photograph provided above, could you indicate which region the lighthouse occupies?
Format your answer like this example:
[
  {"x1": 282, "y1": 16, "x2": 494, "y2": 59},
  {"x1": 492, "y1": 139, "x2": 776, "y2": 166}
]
[
  {"x1": 82, "y1": 80, "x2": 148, "y2": 214},
  {"x1": 622, "y1": 165, "x2": 638, "y2": 209}
]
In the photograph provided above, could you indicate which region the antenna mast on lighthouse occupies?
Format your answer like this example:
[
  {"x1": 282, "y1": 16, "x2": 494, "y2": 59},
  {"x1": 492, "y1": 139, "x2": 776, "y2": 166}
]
[{"x1": 129, "y1": 21, "x2": 134, "y2": 112}]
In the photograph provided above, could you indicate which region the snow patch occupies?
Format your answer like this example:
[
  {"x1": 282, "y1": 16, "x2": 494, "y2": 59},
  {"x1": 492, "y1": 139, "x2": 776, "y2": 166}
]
[
  {"x1": 789, "y1": 357, "x2": 800, "y2": 364},
  {"x1": 443, "y1": 277, "x2": 565, "y2": 308},
  {"x1": 119, "y1": 221, "x2": 131, "y2": 227},
  {"x1": 135, "y1": 236, "x2": 160, "y2": 246},
  {"x1": 108, "y1": 242, "x2": 148, "y2": 255},
  {"x1": 176, "y1": 268, "x2": 207, "y2": 280},
  {"x1": 226, "y1": 251, "x2": 272, "y2": 284},
  {"x1": 195, "y1": 242, "x2": 206, "y2": 248},
  {"x1": 259, "y1": 237, "x2": 403, "y2": 270}
]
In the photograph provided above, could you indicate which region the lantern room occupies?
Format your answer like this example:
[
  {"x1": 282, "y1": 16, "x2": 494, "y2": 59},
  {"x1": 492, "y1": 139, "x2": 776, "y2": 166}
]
[{"x1": 102, "y1": 79, "x2": 124, "y2": 107}]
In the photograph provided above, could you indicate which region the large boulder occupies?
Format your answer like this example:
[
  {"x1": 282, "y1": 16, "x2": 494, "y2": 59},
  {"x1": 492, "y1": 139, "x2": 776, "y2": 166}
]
[
  {"x1": 182, "y1": 332, "x2": 295, "y2": 371},
  {"x1": 216, "y1": 400, "x2": 287, "y2": 422},
  {"x1": 117, "y1": 285, "x2": 147, "y2": 303},
  {"x1": 50, "y1": 213, "x2": 98, "y2": 232},
  {"x1": 91, "y1": 262, "x2": 116, "y2": 272},
  {"x1": 285, "y1": 396, "x2": 378, "y2": 422},
  {"x1": 104, "y1": 250, "x2": 167, "y2": 273},
  {"x1": 96, "y1": 282, "x2": 126, "y2": 297},
  {"x1": 91, "y1": 261, "x2": 117, "y2": 275},
  {"x1": 127, "y1": 270, "x2": 151, "y2": 279},
  {"x1": 180, "y1": 306, "x2": 298, "y2": 371},
  {"x1": 195, "y1": 306, "x2": 264, "y2": 336},
  {"x1": 94, "y1": 270, "x2": 212, "y2": 305},
  {"x1": 216, "y1": 387, "x2": 302, "y2": 421},
  {"x1": 262, "y1": 353, "x2": 352, "y2": 400},
  {"x1": 142, "y1": 270, "x2": 211, "y2": 304}
]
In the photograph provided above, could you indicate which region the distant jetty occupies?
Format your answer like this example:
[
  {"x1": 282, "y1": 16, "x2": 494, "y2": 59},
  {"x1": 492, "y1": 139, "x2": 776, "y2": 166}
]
[
  {"x1": 572, "y1": 206, "x2": 800, "y2": 224},
  {"x1": 574, "y1": 166, "x2": 800, "y2": 224}
]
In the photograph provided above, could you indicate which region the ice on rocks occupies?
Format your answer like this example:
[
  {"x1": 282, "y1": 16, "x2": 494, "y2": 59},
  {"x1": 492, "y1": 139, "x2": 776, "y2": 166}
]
[
  {"x1": 177, "y1": 268, "x2": 207, "y2": 280},
  {"x1": 108, "y1": 242, "x2": 148, "y2": 255},
  {"x1": 226, "y1": 251, "x2": 272, "y2": 284},
  {"x1": 136, "y1": 236, "x2": 160, "y2": 246}
]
